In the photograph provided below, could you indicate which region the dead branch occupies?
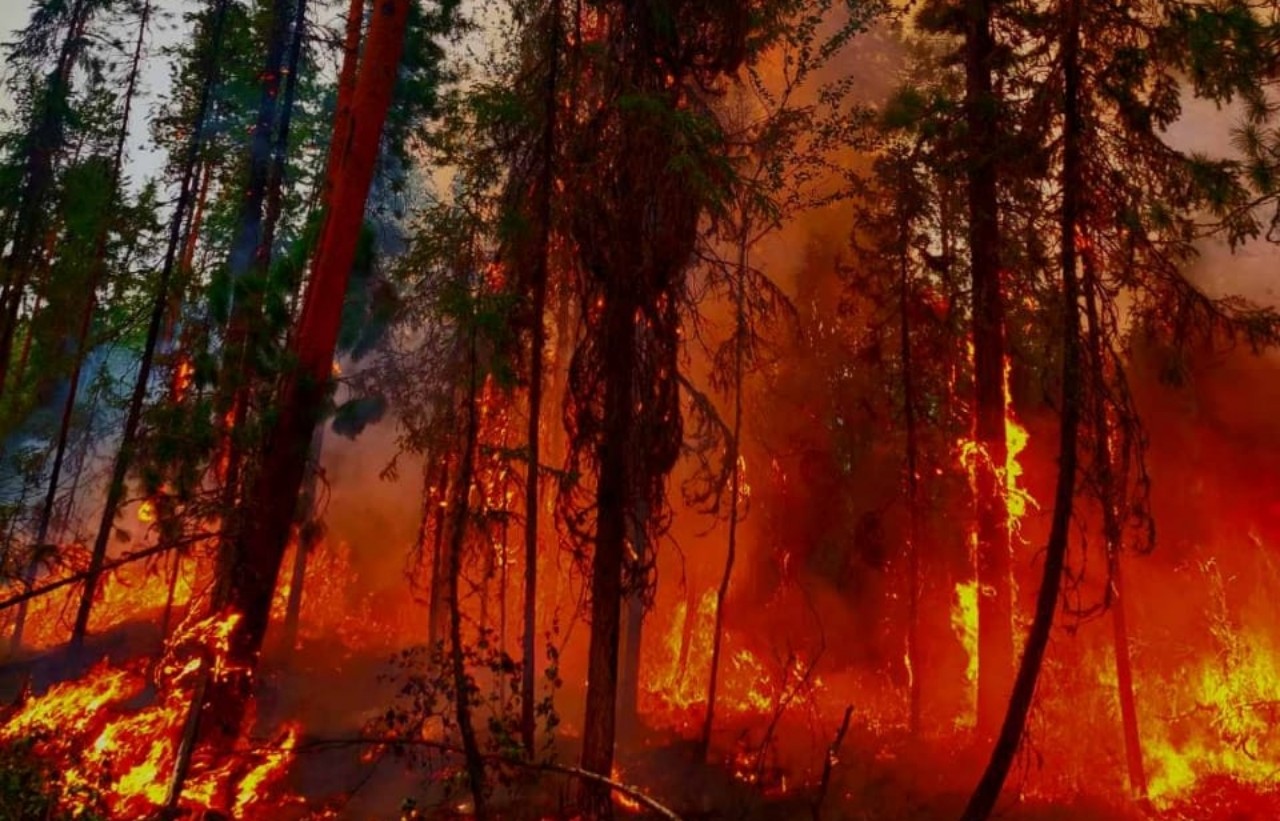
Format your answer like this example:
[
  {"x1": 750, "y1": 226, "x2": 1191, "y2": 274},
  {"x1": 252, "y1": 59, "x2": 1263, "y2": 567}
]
[
  {"x1": 0, "y1": 533, "x2": 213, "y2": 612},
  {"x1": 812, "y1": 705, "x2": 853, "y2": 821}
]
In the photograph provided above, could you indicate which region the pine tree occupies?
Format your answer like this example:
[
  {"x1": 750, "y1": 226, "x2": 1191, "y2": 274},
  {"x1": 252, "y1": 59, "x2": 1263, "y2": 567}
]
[
  {"x1": 71, "y1": 0, "x2": 235, "y2": 651},
  {"x1": 9, "y1": 0, "x2": 154, "y2": 654}
]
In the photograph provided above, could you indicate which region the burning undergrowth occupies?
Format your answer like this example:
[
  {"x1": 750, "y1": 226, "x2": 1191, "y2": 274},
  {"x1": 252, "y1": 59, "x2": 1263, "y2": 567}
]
[{"x1": 0, "y1": 613, "x2": 301, "y2": 819}]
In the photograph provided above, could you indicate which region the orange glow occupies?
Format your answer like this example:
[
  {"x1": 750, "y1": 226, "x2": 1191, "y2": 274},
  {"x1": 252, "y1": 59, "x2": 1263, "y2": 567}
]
[
  {"x1": 956, "y1": 355, "x2": 1036, "y2": 539},
  {"x1": 950, "y1": 579, "x2": 979, "y2": 729},
  {"x1": 172, "y1": 357, "x2": 194, "y2": 401},
  {"x1": 610, "y1": 765, "x2": 642, "y2": 813},
  {"x1": 0, "y1": 612, "x2": 302, "y2": 818}
]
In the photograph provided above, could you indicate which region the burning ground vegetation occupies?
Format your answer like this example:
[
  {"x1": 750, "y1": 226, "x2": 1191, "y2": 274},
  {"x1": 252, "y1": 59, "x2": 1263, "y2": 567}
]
[
  {"x1": 2, "y1": 339, "x2": 1280, "y2": 821},
  {"x1": 6, "y1": 0, "x2": 1280, "y2": 820}
]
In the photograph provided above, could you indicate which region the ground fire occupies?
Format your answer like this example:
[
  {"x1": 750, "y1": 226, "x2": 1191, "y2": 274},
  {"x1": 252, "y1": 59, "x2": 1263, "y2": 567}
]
[{"x1": 1, "y1": 0, "x2": 1280, "y2": 819}]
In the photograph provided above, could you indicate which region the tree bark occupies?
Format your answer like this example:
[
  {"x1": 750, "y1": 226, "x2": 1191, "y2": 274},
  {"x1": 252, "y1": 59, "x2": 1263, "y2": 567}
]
[
  {"x1": 897, "y1": 166, "x2": 923, "y2": 737},
  {"x1": 447, "y1": 332, "x2": 488, "y2": 819},
  {"x1": 281, "y1": 425, "x2": 325, "y2": 658},
  {"x1": 579, "y1": 284, "x2": 636, "y2": 818},
  {"x1": 964, "y1": 0, "x2": 1014, "y2": 738},
  {"x1": 617, "y1": 490, "x2": 648, "y2": 746},
  {"x1": 260, "y1": 0, "x2": 309, "y2": 258},
  {"x1": 210, "y1": 0, "x2": 297, "y2": 608},
  {"x1": 427, "y1": 469, "x2": 449, "y2": 653},
  {"x1": 522, "y1": 0, "x2": 561, "y2": 760},
  {"x1": 960, "y1": 1, "x2": 1082, "y2": 814},
  {"x1": 69, "y1": 0, "x2": 231, "y2": 652},
  {"x1": 200, "y1": 0, "x2": 413, "y2": 743}
]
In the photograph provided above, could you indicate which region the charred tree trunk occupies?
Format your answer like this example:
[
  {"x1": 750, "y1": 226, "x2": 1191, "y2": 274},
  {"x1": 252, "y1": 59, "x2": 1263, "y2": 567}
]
[
  {"x1": 960, "y1": 1, "x2": 1082, "y2": 815},
  {"x1": 699, "y1": 217, "x2": 750, "y2": 760},
  {"x1": 964, "y1": 0, "x2": 1013, "y2": 738},
  {"x1": 9, "y1": 0, "x2": 153, "y2": 656},
  {"x1": 211, "y1": 0, "x2": 298, "y2": 605},
  {"x1": 617, "y1": 490, "x2": 648, "y2": 746},
  {"x1": 261, "y1": 0, "x2": 308, "y2": 258},
  {"x1": 1107, "y1": 538, "x2": 1144, "y2": 797},
  {"x1": 200, "y1": 0, "x2": 412, "y2": 743},
  {"x1": 522, "y1": 0, "x2": 561, "y2": 760},
  {"x1": 427, "y1": 469, "x2": 449, "y2": 654},
  {"x1": 281, "y1": 425, "x2": 325, "y2": 658},
  {"x1": 448, "y1": 331, "x2": 488, "y2": 819},
  {"x1": 898, "y1": 171, "x2": 923, "y2": 737},
  {"x1": 1082, "y1": 251, "x2": 1146, "y2": 797},
  {"x1": 579, "y1": 284, "x2": 636, "y2": 817},
  {"x1": 69, "y1": 0, "x2": 231, "y2": 652}
]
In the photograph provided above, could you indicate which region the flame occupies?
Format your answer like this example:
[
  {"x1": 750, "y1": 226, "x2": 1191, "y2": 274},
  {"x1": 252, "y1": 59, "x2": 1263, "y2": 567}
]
[
  {"x1": 137, "y1": 500, "x2": 156, "y2": 524},
  {"x1": 610, "y1": 765, "x2": 642, "y2": 813},
  {"x1": 272, "y1": 538, "x2": 422, "y2": 651},
  {"x1": 956, "y1": 355, "x2": 1037, "y2": 539},
  {"x1": 950, "y1": 580, "x2": 979, "y2": 729},
  {"x1": 172, "y1": 357, "x2": 194, "y2": 401},
  {"x1": 1144, "y1": 572, "x2": 1280, "y2": 807},
  {"x1": 0, "y1": 612, "x2": 302, "y2": 818}
]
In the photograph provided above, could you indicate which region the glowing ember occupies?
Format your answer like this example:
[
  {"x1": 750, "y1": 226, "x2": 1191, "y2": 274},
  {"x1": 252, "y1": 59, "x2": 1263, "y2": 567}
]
[{"x1": 610, "y1": 765, "x2": 642, "y2": 813}]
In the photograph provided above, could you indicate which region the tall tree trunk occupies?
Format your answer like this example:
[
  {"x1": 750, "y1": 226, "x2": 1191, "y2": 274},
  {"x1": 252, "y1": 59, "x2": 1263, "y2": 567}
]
[
  {"x1": 579, "y1": 284, "x2": 636, "y2": 818},
  {"x1": 447, "y1": 333, "x2": 488, "y2": 818},
  {"x1": 211, "y1": 0, "x2": 297, "y2": 606},
  {"x1": 898, "y1": 169, "x2": 923, "y2": 737},
  {"x1": 522, "y1": 0, "x2": 561, "y2": 760},
  {"x1": 964, "y1": 0, "x2": 1013, "y2": 738},
  {"x1": 1082, "y1": 250, "x2": 1146, "y2": 797},
  {"x1": 698, "y1": 216, "x2": 750, "y2": 760},
  {"x1": 281, "y1": 425, "x2": 325, "y2": 658},
  {"x1": 69, "y1": 0, "x2": 232, "y2": 652},
  {"x1": 9, "y1": 0, "x2": 153, "y2": 656},
  {"x1": 427, "y1": 466, "x2": 449, "y2": 653},
  {"x1": 261, "y1": 0, "x2": 309, "y2": 257},
  {"x1": 316, "y1": 0, "x2": 366, "y2": 216},
  {"x1": 960, "y1": 1, "x2": 1082, "y2": 815},
  {"x1": 617, "y1": 490, "x2": 648, "y2": 746},
  {"x1": 200, "y1": 0, "x2": 413, "y2": 743},
  {"x1": 179, "y1": 162, "x2": 213, "y2": 277}
]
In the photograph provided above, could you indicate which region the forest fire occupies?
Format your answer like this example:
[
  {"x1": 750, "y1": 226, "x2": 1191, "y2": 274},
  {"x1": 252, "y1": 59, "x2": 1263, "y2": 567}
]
[
  {"x1": 0, "y1": 615, "x2": 301, "y2": 818},
  {"x1": 4, "y1": 0, "x2": 1280, "y2": 818}
]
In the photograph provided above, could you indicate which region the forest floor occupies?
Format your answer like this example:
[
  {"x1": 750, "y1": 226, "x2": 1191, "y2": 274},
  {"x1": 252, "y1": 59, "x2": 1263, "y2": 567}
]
[{"x1": 0, "y1": 619, "x2": 1271, "y2": 820}]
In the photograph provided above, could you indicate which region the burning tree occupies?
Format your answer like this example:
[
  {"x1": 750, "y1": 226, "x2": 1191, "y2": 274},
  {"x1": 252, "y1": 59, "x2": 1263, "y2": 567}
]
[{"x1": 5, "y1": 0, "x2": 1280, "y2": 819}]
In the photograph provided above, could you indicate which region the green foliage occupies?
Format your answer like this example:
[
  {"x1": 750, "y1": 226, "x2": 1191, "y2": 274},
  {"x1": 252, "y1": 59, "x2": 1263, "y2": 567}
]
[
  {"x1": 374, "y1": 626, "x2": 564, "y2": 800},
  {"x1": 0, "y1": 736, "x2": 109, "y2": 821}
]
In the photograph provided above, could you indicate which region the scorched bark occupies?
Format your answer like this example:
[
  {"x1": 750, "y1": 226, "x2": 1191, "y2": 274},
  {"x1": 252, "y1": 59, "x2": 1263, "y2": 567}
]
[{"x1": 202, "y1": 0, "x2": 413, "y2": 741}]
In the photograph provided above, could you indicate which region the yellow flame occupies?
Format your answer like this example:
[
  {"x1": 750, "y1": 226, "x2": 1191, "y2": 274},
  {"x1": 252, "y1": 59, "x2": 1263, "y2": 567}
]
[{"x1": 950, "y1": 580, "x2": 979, "y2": 729}]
